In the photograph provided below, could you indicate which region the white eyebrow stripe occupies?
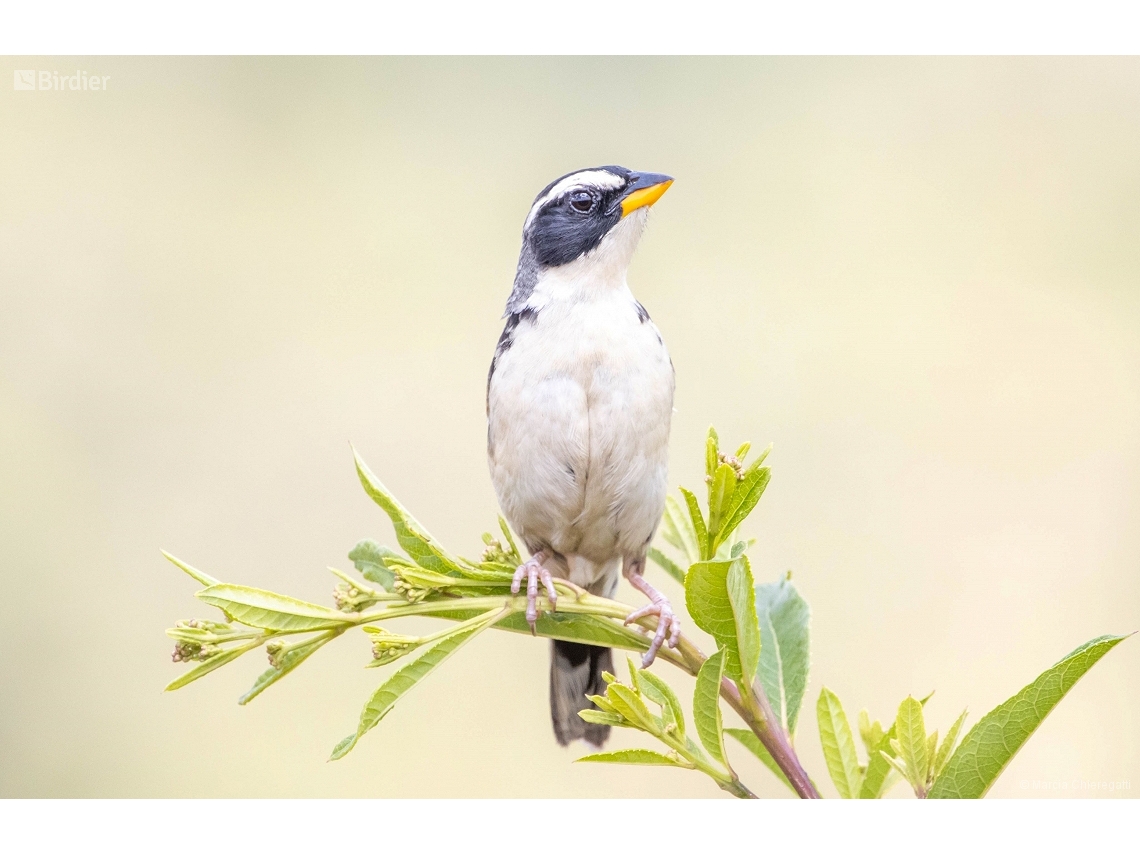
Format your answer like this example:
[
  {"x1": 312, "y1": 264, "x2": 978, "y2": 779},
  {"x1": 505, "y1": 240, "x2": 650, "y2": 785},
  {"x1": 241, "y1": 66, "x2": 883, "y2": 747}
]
[{"x1": 524, "y1": 170, "x2": 625, "y2": 229}]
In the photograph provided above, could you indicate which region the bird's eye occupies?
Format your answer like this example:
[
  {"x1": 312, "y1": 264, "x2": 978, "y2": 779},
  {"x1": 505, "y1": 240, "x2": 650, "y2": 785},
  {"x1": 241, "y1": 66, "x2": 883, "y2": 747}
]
[{"x1": 569, "y1": 191, "x2": 595, "y2": 213}]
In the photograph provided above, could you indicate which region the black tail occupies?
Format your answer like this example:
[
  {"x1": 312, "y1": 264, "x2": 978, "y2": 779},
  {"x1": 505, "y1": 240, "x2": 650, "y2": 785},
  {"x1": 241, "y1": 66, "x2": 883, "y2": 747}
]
[{"x1": 550, "y1": 640, "x2": 613, "y2": 746}]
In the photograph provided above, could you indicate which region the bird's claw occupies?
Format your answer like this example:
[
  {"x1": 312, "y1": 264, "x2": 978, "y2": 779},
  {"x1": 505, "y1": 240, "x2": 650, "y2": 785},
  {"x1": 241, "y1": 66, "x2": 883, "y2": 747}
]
[
  {"x1": 511, "y1": 554, "x2": 557, "y2": 632},
  {"x1": 624, "y1": 599, "x2": 681, "y2": 668}
]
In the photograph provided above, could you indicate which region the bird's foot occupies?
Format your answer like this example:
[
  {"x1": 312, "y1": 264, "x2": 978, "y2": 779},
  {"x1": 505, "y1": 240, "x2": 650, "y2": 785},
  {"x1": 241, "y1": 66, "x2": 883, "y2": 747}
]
[
  {"x1": 511, "y1": 550, "x2": 556, "y2": 632},
  {"x1": 623, "y1": 571, "x2": 681, "y2": 668}
]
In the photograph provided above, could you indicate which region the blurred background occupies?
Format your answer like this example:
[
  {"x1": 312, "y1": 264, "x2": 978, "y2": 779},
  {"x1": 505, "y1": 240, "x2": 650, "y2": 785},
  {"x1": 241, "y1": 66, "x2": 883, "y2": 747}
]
[{"x1": 1, "y1": 57, "x2": 1137, "y2": 798}]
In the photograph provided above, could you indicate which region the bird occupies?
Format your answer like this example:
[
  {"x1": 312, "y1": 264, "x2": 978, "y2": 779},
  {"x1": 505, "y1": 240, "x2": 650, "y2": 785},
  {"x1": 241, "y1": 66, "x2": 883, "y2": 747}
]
[{"x1": 486, "y1": 165, "x2": 680, "y2": 746}]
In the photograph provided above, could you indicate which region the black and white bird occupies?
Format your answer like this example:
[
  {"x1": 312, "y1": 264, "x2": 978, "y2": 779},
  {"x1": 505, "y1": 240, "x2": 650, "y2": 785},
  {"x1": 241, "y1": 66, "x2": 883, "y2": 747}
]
[{"x1": 486, "y1": 166, "x2": 680, "y2": 746}]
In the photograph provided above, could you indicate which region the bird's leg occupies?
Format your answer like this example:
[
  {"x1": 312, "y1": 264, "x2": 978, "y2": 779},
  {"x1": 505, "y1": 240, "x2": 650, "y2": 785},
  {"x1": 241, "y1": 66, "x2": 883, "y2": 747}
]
[
  {"x1": 511, "y1": 549, "x2": 557, "y2": 632},
  {"x1": 622, "y1": 557, "x2": 682, "y2": 667}
]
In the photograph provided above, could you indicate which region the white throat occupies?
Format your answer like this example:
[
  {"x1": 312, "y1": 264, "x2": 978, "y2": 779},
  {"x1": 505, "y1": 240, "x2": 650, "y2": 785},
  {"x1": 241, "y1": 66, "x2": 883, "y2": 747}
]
[{"x1": 524, "y1": 210, "x2": 648, "y2": 311}]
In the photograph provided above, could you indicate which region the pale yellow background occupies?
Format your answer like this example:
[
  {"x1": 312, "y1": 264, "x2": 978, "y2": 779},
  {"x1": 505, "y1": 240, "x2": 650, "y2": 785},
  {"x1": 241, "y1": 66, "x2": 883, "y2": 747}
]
[{"x1": 1, "y1": 58, "x2": 1137, "y2": 798}]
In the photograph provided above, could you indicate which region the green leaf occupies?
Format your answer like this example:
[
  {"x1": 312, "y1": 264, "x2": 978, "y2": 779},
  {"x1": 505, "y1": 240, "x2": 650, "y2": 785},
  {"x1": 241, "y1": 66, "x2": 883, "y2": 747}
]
[
  {"x1": 727, "y1": 558, "x2": 760, "y2": 684},
  {"x1": 494, "y1": 611, "x2": 651, "y2": 652},
  {"x1": 925, "y1": 731, "x2": 939, "y2": 776},
  {"x1": 428, "y1": 607, "x2": 652, "y2": 653},
  {"x1": 756, "y1": 576, "x2": 811, "y2": 735},
  {"x1": 693, "y1": 649, "x2": 727, "y2": 766},
  {"x1": 685, "y1": 557, "x2": 757, "y2": 683},
  {"x1": 678, "y1": 487, "x2": 710, "y2": 561},
  {"x1": 586, "y1": 693, "x2": 617, "y2": 714},
  {"x1": 685, "y1": 561, "x2": 734, "y2": 639},
  {"x1": 394, "y1": 563, "x2": 511, "y2": 590},
  {"x1": 724, "y1": 728, "x2": 794, "y2": 793},
  {"x1": 578, "y1": 710, "x2": 626, "y2": 728},
  {"x1": 734, "y1": 441, "x2": 751, "y2": 463},
  {"x1": 859, "y1": 736, "x2": 897, "y2": 798},
  {"x1": 928, "y1": 634, "x2": 1130, "y2": 798},
  {"x1": 882, "y1": 751, "x2": 911, "y2": 783},
  {"x1": 330, "y1": 609, "x2": 503, "y2": 760},
  {"x1": 353, "y1": 450, "x2": 470, "y2": 578},
  {"x1": 497, "y1": 516, "x2": 523, "y2": 565},
  {"x1": 713, "y1": 539, "x2": 736, "y2": 560},
  {"x1": 712, "y1": 466, "x2": 770, "y2": 552},
  {"x1": 752, "y1": 443, "x2": 772, "y2": 468},
  {"x1": 685, "y1": 559, "x2": 740, "y2": 679},
  {"x1": 329, "y1": 734, "x2": 356, "y2": 759},
  {"x1": 196, "y1": 585, "x2": 351, "y2": 632},
  {"x1": 626, "y1": 656, "x2": 640, "y2": 686},
  {"x1": 859, "y1": 719, "x2": 906, "y2": 797},
  {"x1": 933, "y1": 709, "x2": 968, "y2": 778},
  {"x1": 238, "y1": 631, "x2": 340, "y2": 705},
  {"x1": 647, "y1": 546, "x2": 686, "y2": 585},
  {"x1": 705, "y1": 427, "x2": 719, "y2": 479},
  {"x1": 636, "y1": 668, "x2": 686, "y2": 738},
  {"x1": 660, "y1": 495, "x2": 701, "y2": 565},
  {"x1": 164, "y1": 639, "x2": 262, "y2": 691},
  {"x1": 162, "y1": 551, "x2": 221, "y2": 588},
  {"x1": 348, "y1": 539, "x2": 397, "y2": 591},
  {"x1": 706, "y1": 462, "x2": 737, "y2": 544},
  {"x1": 817, "y1": 687, "x2": 864, "y2": 798},
  {"x1": 858, "y1": 709, "x2": 883, "y2": 757},
  {"x1": 606, "y1": 684, "x2": 660, "y2": 734},
  {"x1": 858, "y1": 693, "x2": 933, "y2": 799},
  {"x1": 894, "y1": 695, "x2": 929, "y2": 791},
  {"x1": 576, "y1": 749, "x2": 685, "y2": 767}
]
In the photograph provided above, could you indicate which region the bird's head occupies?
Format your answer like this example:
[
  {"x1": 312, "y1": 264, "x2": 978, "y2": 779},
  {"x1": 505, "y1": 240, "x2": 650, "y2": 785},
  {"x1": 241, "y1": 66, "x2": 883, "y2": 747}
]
[
  {"x1": 524, "y1": 165, "x2": 672, "y2": 266},
  {"x1": 505, "y1": 166, "x2": 673, "y2": 314}
]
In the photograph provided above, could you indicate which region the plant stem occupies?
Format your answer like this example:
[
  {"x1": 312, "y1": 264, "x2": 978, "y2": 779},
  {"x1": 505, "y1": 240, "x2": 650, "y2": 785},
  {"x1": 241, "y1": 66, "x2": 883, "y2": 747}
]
[
  {"x1": 646, "y1": 632, "x2": 819, "y2": 798},
  {"x1": 718, "y1": 776, "x2": 759, "y2": 799},
  {"x1": 654, "y1": 704, "x2": 758, "y2": 799},
  {"x1": 547, "y1": 589, "x2": 821, "y2": 798},
  {"x1": 719, "y1": 677, "x2": 821, "y2": 799}
]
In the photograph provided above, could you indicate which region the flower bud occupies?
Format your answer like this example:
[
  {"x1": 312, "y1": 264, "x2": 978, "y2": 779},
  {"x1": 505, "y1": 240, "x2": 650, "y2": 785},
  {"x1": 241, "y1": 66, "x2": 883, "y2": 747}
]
[
  {"x1": 393, "y1": 578, "x2": 429, "y2": 603},
  {"x1": 171, "y1": 640, "x2": 202, "y2": 663},
  {"x1": 718, "y1": 451, "x2": 745, "y2": 480},
  {"x1": 266, "y1": 640, "x2": 287, "y2": 668},
  {"x1": 333, "y1": 581, "x2": 374, "y2": 613},
  {"x1": 171, "y1": 640, "x2": 220, "y2": 662},
  {"x1": 480, "y1": 535, "x2": 512, "y2": 565},
  {"x1": 368, "y1": 628, "x2": 420, "y2": 664}
]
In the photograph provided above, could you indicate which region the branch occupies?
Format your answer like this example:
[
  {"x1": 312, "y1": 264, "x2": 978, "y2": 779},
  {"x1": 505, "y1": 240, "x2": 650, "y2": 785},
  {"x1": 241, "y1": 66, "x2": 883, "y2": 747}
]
[{"x1": 654, "y1": 629, "x2": 820, "y2": 798}]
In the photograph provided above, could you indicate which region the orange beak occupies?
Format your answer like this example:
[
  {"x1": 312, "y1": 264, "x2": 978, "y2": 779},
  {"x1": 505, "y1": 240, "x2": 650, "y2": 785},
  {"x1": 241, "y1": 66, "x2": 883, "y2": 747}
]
[{"x1": 620, "y1": 174, "x2": 674, "y2": 217}]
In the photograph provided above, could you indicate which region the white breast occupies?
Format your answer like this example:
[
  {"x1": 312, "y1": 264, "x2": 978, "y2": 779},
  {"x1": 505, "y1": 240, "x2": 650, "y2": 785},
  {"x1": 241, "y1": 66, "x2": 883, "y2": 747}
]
[{"x1": 487, "y1": 285, "x2": 674, "y2": 585}]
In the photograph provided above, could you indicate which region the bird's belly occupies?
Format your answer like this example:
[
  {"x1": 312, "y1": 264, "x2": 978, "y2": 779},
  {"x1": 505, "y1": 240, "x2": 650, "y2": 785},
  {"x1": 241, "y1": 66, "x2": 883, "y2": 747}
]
[{"x1": 487, "y1": 302, "x2": 674, "y2": 566}]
